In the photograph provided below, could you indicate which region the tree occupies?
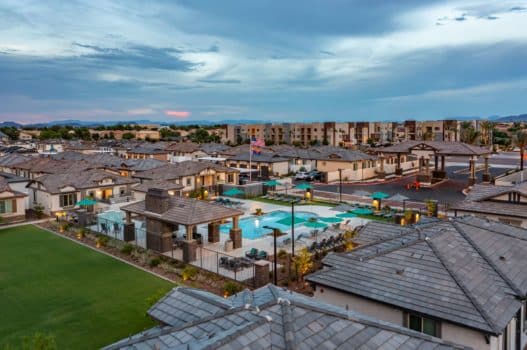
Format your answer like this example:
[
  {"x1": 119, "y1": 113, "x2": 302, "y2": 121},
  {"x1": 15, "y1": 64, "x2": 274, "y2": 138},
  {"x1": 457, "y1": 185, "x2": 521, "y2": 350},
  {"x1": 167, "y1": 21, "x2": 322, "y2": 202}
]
[
  {"x1": 479, "y1": 121, "x2": 494, "y2": 146},
  {"x1": 514, "y1": 130, "x2": 527, "y2": 170},
  {"x1": 293, "y1": 248, "x2": 313, "y2": 281},
  {"x1": 122, "y1": 132, "x2": 135, "y2": 140},
  {"x1": 0, "y1": 127, "x2": 20, "y2": 140},
  {"x1": 460, "y1": 121, "x2": 479, "y2": 144}
]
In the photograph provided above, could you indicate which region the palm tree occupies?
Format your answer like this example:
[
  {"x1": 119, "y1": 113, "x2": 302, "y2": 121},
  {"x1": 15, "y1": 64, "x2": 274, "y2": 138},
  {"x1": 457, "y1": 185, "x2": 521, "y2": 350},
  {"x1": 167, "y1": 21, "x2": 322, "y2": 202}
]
[
  {"x1": 514, "y1": 130, "x2": 527, "y2": 170},
  {"x1": 479, "y1": 121, "x2": 494, "y2": 146},
  {"x1": 460, "y1": 121, "x2": 480, "y2": 144}
]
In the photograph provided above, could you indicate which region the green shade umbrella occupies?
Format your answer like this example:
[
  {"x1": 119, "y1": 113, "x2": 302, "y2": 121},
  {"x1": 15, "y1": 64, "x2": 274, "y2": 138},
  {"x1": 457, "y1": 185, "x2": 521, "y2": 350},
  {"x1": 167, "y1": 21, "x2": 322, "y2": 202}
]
[
  {"x1": 223, "y1": 188, "x2": 245, "y2": 197},
  {"x1": 276, "y1": 215, "x2": 307, "y2": 226},
  {"x1": 304, "y1": 221, "x2": 328, "y2": 229},
  {"x1": 294, "y1": 183, "x2": 313, "y2": 190},
  {"x1": 352, "y1": 208, "x2": 374, "y2": 215},
  {"x1": 370, "y1": 192, "x2": 390, "y2": 199},
  {"x1": 264, "y1": 179, "x2": 281, "y2": 186},
  {"x1": 76, "y1": 198, "x2": 97, "y2": 207},
  {"x1": 336, "y1": 212, "x2": 357, "y2": 218},
  {"x1": 319, "y1": 217, "x2": 343, "y2": 223}
]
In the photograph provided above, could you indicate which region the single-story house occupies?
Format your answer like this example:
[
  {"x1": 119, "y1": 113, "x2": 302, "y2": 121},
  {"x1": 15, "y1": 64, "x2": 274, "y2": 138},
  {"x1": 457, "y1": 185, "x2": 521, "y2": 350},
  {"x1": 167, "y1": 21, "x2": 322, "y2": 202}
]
[
  {"x1": 307, "y1": 217, "x2": 527, "y2": 350},
  {"x1": 131, "y1": 180, "x2": 184, "y2": 201},
  {"x1": 0, "y1": 175, "x2": 27, "y2": 223}
]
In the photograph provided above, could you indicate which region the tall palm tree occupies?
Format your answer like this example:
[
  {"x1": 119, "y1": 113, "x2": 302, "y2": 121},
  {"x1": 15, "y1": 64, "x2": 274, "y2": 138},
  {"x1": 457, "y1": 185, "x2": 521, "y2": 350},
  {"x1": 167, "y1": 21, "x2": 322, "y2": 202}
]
[
  {"x1": 479, "y1": 121, "x2": 494, "y2": 146},
  {"x1": 515, "y1": 130, "x2": 527, "y2": 170}
]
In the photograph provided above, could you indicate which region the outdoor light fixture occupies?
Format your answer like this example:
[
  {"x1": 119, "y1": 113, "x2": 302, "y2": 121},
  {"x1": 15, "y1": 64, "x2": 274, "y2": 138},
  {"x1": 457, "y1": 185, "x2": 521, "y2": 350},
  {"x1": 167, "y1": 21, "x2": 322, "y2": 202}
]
[
  {"x1": 372, "y1": 199, "x2": 379, "y2": 210},
  {"x1": 305, "y1": 191, "x2": 311, "y2": 200}
]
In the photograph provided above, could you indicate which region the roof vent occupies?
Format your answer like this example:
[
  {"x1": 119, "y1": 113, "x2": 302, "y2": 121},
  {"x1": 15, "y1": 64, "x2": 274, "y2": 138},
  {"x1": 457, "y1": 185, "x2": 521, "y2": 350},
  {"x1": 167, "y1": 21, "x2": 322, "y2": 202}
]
[
  {"x1": 499, "y1": 256, "x2": 506, "y2": 261},
  {"x1": 401, "y1": 239, "x2": 406, "y2": 246},
  {"x1": 264, "y1": 315, "x2": 273, "y2": 322},
  {"x1": 396, "y1": 268, "x2": 405, "y2": 275}
]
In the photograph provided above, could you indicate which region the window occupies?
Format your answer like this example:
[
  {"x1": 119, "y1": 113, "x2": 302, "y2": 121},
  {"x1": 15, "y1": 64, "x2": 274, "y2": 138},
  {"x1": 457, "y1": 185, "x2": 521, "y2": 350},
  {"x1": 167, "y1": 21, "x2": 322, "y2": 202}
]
[
  {"x1": 353, "y1": 163, "x2": 358, "y2": 171},
  {"x1": 186, "y1": 178, "x2": 191, "y2": 186},
  {"x1": 0, "y1": 200, "x2": 14, "y2": 214},
  {"x1": 119, "y1": 187, "x2": 126, "y2": 196},
  {"x1": 59, "y1": 193, "x2": 77, "y2": 208},
  {"x1": 406, "y1": 313, "x2": 440, "y2": 337}
]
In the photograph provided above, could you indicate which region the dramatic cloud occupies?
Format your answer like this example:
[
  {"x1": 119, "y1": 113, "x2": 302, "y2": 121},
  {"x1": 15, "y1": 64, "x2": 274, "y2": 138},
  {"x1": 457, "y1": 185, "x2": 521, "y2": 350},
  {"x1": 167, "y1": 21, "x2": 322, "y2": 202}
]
[{"x1": 0, "y1": 0, "x2": 526, "y2": 123}]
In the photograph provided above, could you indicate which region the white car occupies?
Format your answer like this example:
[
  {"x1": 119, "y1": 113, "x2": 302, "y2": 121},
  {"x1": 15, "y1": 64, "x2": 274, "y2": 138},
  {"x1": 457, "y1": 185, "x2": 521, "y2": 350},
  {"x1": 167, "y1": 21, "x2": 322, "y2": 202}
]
[{"x1": 295, "y1": 171, "x2": 309, "y2": 180}]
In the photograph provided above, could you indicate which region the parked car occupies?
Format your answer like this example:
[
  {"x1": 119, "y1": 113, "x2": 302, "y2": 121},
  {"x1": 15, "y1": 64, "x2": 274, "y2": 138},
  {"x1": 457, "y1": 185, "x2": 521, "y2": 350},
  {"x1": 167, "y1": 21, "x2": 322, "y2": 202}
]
[
  {"x1": 295, "y1": 171, "x2": 309, "y2": 180},
  {"x1": 306, "y1": 170, "x2": 322, "y2": 181}
]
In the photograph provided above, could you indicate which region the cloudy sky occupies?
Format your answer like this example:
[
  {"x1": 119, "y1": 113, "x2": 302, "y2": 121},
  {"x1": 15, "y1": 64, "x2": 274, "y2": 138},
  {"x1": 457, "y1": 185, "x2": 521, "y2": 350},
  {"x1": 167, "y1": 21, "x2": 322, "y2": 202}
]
[{"x1": 1, "y1": 0, "x2": 527, "y2": 124}]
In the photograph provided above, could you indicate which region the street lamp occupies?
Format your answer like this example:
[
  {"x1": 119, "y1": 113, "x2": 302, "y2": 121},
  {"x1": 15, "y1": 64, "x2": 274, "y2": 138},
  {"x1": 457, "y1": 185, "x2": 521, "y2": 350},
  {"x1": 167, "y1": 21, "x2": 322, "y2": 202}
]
[
  {"x1": 263, "y1": 225, "x2": 279, "y2": 285},
  {"x1": 338, "y1": 168, "x2": 343, "y2": 202}
]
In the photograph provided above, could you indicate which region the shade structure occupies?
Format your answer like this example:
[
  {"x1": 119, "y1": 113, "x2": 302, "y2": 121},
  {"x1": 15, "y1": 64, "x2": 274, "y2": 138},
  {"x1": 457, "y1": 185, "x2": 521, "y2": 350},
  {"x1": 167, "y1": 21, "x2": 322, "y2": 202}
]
[
  {"x1": 294, "y1": 183, "x2": 313, "y2": 190},
  {"x1": 388, "y1": 193, "x2": 410, "y2": 201},
  {"x1": 304, "y1": 221, "x2": 328, "y2": 229},
  {"x1": 335, "y1": 212, "x2": 357, "y2": 218},
  {"x1": 223, "y1": 188, "x2": 245, "y2": 197},
  {"x1": 276, "y1": 215, "x2": 307, "y2": 226},
  {"x1": 351, "y1": 190, "x2": 371, "y2": 197},
  {"x1": 319, "y1": 217, "x2": 343, "y2": 223},
  {"x1": 352, "y1": 208, "x2": 374, "y2": 215},
  {"x1": 76, "y1": 198, "x2": 97, "y2": 207},
  {"x1": 264, "y1": 179, "x2": 281, "y2": 187},
  {"x1": 370, "y1": 192, "x2": 390, "y2": 200}
]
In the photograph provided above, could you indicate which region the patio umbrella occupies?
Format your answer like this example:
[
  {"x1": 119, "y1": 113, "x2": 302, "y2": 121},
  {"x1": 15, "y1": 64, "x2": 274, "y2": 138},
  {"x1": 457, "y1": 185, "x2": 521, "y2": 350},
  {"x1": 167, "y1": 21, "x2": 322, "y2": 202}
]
[
  {"x1": 76, "y1": 198, "x2": 97, "y2": 207},
  {"x1": 388, "y1": 193, "x2": 410, "y2": 201},
  {"x1": 276, "y1": 215, "x2": 307, "y2": 226},
  {"x1": 369, "y1": 192, "x2": 390, "y2": 199},
  {"x1": 336, "y1": 212, "x2": 357, "y2": 218},
  {"x1": 264, "y1": 179, "x2": 281, "y2": 187},
  {"x1": 304, "y1": 221, "x2": 328, "y2": 229},
  {"x1": 351, "y1": 190, "x2": 371, "y2": 197},
  {"x1": 352, "y1": 208, "x2": 374, "y2": 215},
  {"x1": 223, "y1": 188, "x2": 245, "y2": 197},
  {"x1": 294, "y1": 183, "x2": 313, "y2": 190},
  {"x1": 319, "y1": 217, "x2": 343, "y2": 223}
]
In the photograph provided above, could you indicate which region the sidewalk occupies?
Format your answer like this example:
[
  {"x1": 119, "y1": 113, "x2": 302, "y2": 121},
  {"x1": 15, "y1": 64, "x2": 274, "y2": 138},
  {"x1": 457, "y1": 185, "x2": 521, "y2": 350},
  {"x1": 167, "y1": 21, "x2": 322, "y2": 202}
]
[{"x1": 0, "y1": 218, "x2": 52, "y2": 230}]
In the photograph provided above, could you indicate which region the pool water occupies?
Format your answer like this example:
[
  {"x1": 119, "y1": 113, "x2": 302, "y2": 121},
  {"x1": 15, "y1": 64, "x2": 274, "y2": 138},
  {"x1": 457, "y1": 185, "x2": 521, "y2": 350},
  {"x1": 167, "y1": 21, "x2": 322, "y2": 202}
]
[{"x1": 220, "y1": 210, "x2": 318, "y2": 240}]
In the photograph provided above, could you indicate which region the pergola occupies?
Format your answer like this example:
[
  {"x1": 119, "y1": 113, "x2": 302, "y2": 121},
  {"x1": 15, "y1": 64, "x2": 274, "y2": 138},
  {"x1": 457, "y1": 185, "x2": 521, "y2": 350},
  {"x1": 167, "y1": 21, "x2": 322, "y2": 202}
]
[
  {"x1": 377, "y1": 141, "x2": 492, "y2": 185},
  {"x1": 121, "y1": 188, "x2": 243, "y2": 262}
]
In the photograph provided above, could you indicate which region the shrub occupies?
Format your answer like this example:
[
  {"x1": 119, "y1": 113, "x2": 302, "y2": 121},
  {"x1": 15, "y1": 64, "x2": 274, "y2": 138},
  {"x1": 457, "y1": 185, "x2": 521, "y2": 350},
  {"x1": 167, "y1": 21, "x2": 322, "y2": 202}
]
[
  {"x1": 149, "y1": 257, "x2": 161, "y2": 268},
  {"x1": 34, "y1": 203, "x2": 45, "y2": 219},
  {"x1": 277, "y1": 249, "x2": 288, "y2": 260},
  {"x1": 181, "y1": 266, "x2": 198, "y2": 281},
  {"x1": 121, "y1": 243, "x2": 134, "y2": 255},
  {"x1": 95, "y1": 235, "x2": 109, "y2": 248},
  {"x1": 223, "y1": 281, "x2": 243, "y2": 297}
]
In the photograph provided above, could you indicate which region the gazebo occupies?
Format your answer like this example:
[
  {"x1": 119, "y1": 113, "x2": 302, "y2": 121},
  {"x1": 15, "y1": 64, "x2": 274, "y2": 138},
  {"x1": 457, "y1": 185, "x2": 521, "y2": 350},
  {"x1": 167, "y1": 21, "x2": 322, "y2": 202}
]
[
  {"x1": 377, "y1": 141, "x2": 491, "y2": 185},
  {"x1": 121, "y1": 188, "x2": 244, "y2": 262}
]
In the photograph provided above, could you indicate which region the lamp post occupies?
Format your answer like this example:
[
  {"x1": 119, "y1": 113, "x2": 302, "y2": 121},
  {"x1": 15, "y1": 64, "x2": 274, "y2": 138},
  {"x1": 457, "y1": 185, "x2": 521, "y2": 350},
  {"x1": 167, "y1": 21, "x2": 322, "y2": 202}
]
[
  {"x1": 263, "y1": 225, "x2": 279, "y2": 285},
  {"x1": 291, "y1": 200, "x2": 295, "y2": 257},
  {"x1": 338, "y1": 168, "x2": 343, "y2": 202}
]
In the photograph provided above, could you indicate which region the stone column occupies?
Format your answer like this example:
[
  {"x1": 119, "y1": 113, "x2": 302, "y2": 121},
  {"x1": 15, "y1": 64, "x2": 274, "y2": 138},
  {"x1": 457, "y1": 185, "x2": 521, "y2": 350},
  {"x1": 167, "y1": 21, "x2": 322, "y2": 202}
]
[
  {"x1": 482, "y1": 156, "x2": 491, "y2": 183},
  {"x1": 395, "y1": 153, "x2": 402, "y2": 176},
  {"x1": 182, "y1": 240, "x2": 197, "y2": 263},
  {"x1": 434, "y1": 156, "x2": 439, "y2": 171},
  {"x1": 469, "y1": 158, "x2": 476, "y2": 185},
  {"x1": 253, "y1": 260, "x2": 270, "y2": 287},
  {"x1": 229, "y1": 216, "x2": 242, "y2": 249},
  {"x1": 377, "y1": 155, "x2": 385, "y2": 179},
  {"x1": 208, "y1": 222, "x2": 220, "y2": 243},
  {"x1": 186, "y1": 225, "x2": 194, "y2": 241},
  {"x1": 425, "y1": 158, "x2": 430, "y2": 175},
  {"x1": 419, "y1": 156, "x2": 424, "y2": 173},
  {"x1": 441, "y1": 156, "x2": 445, "y2": 171}
]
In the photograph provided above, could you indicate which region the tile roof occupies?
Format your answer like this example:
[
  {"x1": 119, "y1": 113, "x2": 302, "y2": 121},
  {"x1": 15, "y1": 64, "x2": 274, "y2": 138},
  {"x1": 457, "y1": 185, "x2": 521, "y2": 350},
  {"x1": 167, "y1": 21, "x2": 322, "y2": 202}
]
[
  {"x1": 121, "y1": 195, "x2": 244, "y2": 226},
  {"x1": 0, "y1": 154, "x2": 32, "y2": 167},
  {"x1": 104, "y1": 284, "x2": 467, "y2": 350},
  {"x1": 132, "y1": 180, "x2": 184, "y2": 193},
  {"x1": 451, "y1": 183, "x2": 527, "y2": 219},
  {"x1": 29, "y1": 169, "x2": 138, "y2": 194},
  {"x1": 52, "y1": 151, "x2": 165, "y2": 172},
  {"x1": 307, "y1": 217, "x2": 527, "y2": 335},
  {"x1": 133, "y1": 161, "x2": 237, "y2": 181},
  {"x1": 379, "y1": 141, "x2": 490, "y2": 156}
]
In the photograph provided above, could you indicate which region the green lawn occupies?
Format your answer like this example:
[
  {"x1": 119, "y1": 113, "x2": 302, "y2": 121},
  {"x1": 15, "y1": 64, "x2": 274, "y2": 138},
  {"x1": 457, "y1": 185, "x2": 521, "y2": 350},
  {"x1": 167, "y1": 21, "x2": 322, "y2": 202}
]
[{"x1": 0, "y1": 225, "x2": 174, "y2": 349}]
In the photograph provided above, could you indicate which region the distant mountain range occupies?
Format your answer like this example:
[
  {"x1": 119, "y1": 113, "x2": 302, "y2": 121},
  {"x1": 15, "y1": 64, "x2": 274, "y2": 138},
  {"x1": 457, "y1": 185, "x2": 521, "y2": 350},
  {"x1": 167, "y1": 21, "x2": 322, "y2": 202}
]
[{"x1": 0, "y1": 114, "x2": 525, "y2": 128}]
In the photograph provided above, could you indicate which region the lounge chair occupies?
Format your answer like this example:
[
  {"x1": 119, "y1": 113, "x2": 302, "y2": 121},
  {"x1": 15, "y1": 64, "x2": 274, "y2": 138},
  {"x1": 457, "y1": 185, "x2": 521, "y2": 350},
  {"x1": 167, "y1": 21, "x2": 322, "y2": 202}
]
[
  {"x1": 256, "y1": 250, "x2": 268, "y2": 260},
  {"x1": 239, "y1": 257, "x2": 253, "y2": 268},
  {"x1": 245, "y1": 248, "x2": 258, "y2": 259}
]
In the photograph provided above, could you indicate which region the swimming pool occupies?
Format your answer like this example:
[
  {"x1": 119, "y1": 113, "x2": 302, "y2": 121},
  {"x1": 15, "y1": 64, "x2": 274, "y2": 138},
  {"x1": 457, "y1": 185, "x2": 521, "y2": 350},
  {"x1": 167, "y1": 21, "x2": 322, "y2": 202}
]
[{"x1": 220, "y1": 210, "x2": 318, "y2": 240}]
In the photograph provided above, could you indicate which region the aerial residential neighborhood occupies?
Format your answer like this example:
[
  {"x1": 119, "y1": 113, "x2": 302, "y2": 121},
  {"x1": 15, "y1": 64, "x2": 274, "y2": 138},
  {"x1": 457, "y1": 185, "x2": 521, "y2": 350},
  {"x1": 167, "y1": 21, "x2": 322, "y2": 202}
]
[{"x1": 2, "y1": 1, "x2": 527, "y2": 350}]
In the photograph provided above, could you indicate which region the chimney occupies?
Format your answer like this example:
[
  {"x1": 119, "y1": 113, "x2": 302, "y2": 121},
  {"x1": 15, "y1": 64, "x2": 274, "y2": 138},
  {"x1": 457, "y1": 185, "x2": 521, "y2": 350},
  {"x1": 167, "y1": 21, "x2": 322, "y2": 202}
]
[{"x1": 145, "y1": 188, "x2": 170, "y2": 214}]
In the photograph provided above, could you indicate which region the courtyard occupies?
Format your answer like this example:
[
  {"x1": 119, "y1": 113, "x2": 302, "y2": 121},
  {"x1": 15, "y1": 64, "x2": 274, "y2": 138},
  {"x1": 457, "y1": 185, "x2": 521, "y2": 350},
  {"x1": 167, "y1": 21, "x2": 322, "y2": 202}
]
[{"x1": 0, "y1": 225, "x2": 174, "y2": 350}]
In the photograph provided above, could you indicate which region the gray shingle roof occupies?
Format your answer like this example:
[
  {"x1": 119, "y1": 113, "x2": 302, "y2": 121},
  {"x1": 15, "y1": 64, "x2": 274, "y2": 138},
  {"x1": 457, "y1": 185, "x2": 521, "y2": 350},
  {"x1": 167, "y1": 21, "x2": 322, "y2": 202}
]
[
  {"x1": 133, "y1": 161, "x2": 237, "y2": 181},
  {"x1": 307, "y1": 217, "x2": 527, "y2": 335},
  {"x1": 132, "y1": 180, "x2": 184, "y2": 193},
  {"x1": 104, "y1": 285, "x2": 468, "y2": 350}
]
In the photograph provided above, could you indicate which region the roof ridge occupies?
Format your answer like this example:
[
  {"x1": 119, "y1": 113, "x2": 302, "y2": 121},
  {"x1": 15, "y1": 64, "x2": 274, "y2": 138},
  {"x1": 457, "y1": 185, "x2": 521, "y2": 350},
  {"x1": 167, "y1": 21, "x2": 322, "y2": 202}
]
[
  {"x1": 458, "y1": 218, "x2": 527, "y2": 241},
  {"x1": 279, "y1": 300, "x2": 297, "y2": 350},
  {"x1": 452, "y1": 221, "x2": 525, "y2": 297},
  {"x1": 426, "y1": 238, "x2": 499, "y2": 334},
  {"x1": 177, "y1": 287, "x2": 233, "y2": 309},
  {"x1": 198, "y1": 317, "x2": 270, "y2": 350}
]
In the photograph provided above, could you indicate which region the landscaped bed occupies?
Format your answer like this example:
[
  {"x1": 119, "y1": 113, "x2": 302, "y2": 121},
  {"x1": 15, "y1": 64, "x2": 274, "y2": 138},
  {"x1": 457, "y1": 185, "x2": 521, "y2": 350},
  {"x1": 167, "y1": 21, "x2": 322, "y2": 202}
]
[{"x1": 0, "y1": 225, "x2": 174, "y2": 350}]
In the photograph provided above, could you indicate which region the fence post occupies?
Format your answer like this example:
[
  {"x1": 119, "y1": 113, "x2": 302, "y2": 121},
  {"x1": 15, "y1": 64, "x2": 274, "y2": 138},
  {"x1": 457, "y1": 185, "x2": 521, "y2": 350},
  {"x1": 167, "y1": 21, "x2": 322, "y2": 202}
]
[
  {"x1": 200, "y1": 246, "x2": 203, "y2": 268},
  {"x1": 216, "y1": 251, "x2": 219, "y2": 274}
]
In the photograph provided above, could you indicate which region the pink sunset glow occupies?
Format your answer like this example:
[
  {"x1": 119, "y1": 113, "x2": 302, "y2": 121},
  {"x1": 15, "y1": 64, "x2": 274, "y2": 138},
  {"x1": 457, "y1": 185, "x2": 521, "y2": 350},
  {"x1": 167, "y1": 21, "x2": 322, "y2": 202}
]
[{"x1": 165, "y1": 110, "x2": 190, "y2": 118}]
